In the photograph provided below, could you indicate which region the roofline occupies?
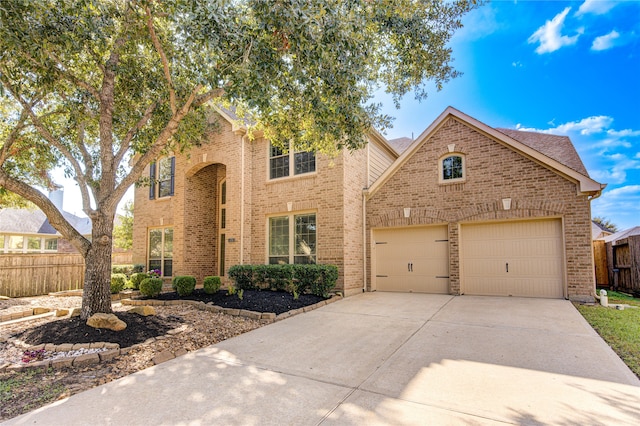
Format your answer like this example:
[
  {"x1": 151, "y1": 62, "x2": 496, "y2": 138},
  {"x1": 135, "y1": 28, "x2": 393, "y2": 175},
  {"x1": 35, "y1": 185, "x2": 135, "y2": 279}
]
[
  {"x1": 365, "y1": 106, "x2": 605, "y2": 199},
  {"x1": 367, "y1": 128, "x2": 400, "y2": 160}
]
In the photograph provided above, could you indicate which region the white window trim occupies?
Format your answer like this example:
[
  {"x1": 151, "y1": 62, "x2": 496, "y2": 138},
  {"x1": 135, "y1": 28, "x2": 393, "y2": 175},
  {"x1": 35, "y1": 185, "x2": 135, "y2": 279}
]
[
  {"x1": 438, "y1": 153, "x2": 466, "y2": 184},
  {"x1": 266, "y1": 210, "x2": 317, "y2": 264},
  {"x1": 0, "y1": 234, "x2": 59, "y2": 254},
  {"x1": 147, "y1": 226, "x2": 173, "y2": 277},
  {"x1": 267, "y1": 142, "x2": 317, "y2": 182}
]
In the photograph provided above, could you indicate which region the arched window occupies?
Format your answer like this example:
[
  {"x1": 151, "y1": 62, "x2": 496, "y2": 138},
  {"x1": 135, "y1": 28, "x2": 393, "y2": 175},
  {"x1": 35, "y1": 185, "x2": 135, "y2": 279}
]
[{"x1": 440, "y1": 154, "x2": 465, "y2": 182}]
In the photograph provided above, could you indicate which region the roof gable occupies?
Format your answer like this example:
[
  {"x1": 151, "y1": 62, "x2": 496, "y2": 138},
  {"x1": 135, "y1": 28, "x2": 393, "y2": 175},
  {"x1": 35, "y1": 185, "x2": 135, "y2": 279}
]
[
  {"x1": 0, "y1": 208, "x2": 92, "y2": 236},
  {"x1": 366, "y1": 107, "x2": 604, "y2": 199}
]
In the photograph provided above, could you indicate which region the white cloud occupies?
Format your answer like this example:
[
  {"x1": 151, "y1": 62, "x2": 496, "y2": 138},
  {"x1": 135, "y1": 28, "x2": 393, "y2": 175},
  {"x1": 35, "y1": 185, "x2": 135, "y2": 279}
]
[
  {"x1": 511, "y1": 61, "x2": 523, "y2": 68},
  {"x1": 528, "y1": 7, "x2": 581, "y2": 54},
  {"x1": 576, "y1": 0, "x2": 618, "y2": 17},
  {"x1": 454, "y1": 4, "x2": 499, "y2": 41},
  {"x1": 516, "y1": 115, "x2": 614, "y2": 136},
  {"x1": 607, "y1": 128, "x2": 640, "y2": 137},
  {"x1": 592, "y1": 30, "x2": 621, "y2": 51},
  {"x1": 605, "y1": 185, "x2": 640, "y2": 197},
  {"x1": 590, "y1": 154, "x2": 640, "y2": 185}
]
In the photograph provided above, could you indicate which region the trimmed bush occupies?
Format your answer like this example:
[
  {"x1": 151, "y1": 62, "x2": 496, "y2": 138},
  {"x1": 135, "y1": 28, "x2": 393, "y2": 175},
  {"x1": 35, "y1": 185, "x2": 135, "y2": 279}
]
[
  {"x1": 112, "y1": 264, "x2": 134, "y2": 277},
  {"x1": 139, "y1": 277, "x2": 163, "y2": 298},
  {"x1": 227, "y1": 265, "x2": 257, "y2": 290},
  {"x1": 110, "y1": 273, "x2": 127, "y2": 294},
  {"x1": 174, "y1": 275, "x2": 196, "y2": 296},
  {"x1": 227, "y1": 264, "x2": 338, "y2": 298},
  {"x1": 203, "y1": 276, "x2": 222, "y2": 294},
  {"x1": 129, "y1": 272, "x2": 150, "y2": 290},
  {"x1": 133, "y1": 264, "x2": 145, "y2": 273}
]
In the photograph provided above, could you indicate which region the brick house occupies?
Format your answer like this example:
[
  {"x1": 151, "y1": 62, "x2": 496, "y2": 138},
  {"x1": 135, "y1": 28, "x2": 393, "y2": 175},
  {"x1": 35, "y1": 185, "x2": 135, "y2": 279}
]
[{"x1": 133, "y1": 106, "x2": 604, "y2": 301}]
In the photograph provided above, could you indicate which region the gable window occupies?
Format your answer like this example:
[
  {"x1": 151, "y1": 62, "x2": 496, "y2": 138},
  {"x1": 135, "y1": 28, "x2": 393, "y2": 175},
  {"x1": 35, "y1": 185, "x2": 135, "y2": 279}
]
[
  {"x1": 269, "y1": 144, "x2": 316, "y2": 179},
  {"x1": 440, "y1": 154, "x2": 465, "y2": 182},
  {"x1": 149, "y1": 157, "x2": 175, "y2": 199},
  {"x1": 148, "y1": 227, "x2": 173, "y2": 277},
  {"x1": 268, "y1": 213, "x2": 316, "y2": 264}
]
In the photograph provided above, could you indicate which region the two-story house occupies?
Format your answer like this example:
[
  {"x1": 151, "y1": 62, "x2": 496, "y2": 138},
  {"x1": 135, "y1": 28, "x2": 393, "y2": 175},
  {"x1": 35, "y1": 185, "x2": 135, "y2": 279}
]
[{"x1": 133, "y1": 106, "x2": 604, "y2": 302}]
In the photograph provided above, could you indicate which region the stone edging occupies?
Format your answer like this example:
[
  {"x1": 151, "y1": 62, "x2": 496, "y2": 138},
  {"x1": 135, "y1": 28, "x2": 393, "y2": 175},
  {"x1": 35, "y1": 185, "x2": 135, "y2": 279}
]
[
  {"x1": 0, "y1": 307, "x2": 61, "y2": 323},
  {"x1": 121, "y1": 294, "x2": 343, "y2": 323},
  {"x1": 1, "y1": 295, "x2": 342, "y2": 372}
]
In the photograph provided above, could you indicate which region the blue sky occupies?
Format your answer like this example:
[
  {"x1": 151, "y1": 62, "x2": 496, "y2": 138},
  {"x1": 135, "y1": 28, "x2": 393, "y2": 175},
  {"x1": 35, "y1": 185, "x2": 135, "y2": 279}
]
[{"x1": 377, "y1": 0, "x2": 640, "y2": 231}]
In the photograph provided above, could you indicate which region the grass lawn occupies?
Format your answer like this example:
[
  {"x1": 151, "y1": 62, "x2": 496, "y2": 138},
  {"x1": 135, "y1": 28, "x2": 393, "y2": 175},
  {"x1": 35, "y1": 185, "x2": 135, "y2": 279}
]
[{"x1": 576, "y1": 290, "x2": 640, "y2": 378}]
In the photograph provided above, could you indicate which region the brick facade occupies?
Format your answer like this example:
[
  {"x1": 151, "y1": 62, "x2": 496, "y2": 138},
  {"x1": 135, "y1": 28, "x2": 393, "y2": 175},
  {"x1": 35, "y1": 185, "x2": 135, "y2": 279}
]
[
  {"x1": 366, "y1": 116, "x2": 597, "y2": 301},
  {"x1": 134, "y1": 108, "x2": 601, "y2": 301}
]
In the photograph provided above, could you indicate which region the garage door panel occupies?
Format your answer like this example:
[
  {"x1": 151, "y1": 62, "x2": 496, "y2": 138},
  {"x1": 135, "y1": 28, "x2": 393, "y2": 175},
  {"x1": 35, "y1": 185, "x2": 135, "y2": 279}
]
[
  {"x1": 374, "y1": 226, "x2": 449, "y2": 294},
  {"x1": 461, "y1": 219, "x2": 564, "y2": 299}
]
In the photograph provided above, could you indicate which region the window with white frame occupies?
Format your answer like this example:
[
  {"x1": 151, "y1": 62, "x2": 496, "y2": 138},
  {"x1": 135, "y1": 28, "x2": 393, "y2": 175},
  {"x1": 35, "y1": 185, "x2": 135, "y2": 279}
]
[
  {"x1": 149, "y1": 157, "x2": 175, "y2": 199},
  {"x1": 148, "y1": 227, "x2": 173, "y2": 277},
  {"x1": 440, "y1": 154, "x2": 465, "y2": 183},
  {"x1": 269, "y1": 144, "x2": 316, "y2": 180},
  {"x1": 268, "y1": 213, "x2": 316, "y2": 264},
  {"x1": 0, "y1": 235, "x2": 59, "y2": 253}
]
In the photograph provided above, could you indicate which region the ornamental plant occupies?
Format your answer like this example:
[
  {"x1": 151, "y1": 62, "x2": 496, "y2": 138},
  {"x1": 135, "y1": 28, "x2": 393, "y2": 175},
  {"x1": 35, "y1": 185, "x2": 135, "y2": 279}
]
[{"x1": 139, "y1": 278, "x2": 163, "y2": 298}]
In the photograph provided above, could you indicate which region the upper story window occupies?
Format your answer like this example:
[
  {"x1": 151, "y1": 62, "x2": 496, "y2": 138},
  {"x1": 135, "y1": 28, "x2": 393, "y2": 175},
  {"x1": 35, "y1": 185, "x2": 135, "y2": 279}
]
[
  {"x1": 269, "y1": 144, "x2": 316, "y2": 180},
  {"x1": 149, "y1": 157, "x2": 175, "y2": 199},
  {"x1": 440, "y1": 154, "x2": 465, "y2": 183}
]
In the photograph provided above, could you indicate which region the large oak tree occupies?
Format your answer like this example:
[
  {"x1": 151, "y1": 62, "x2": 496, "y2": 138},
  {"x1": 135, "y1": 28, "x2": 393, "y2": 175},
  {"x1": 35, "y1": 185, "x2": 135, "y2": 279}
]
[{"x1": 0, "y1": 0, "x2": 477, "y2": 319}]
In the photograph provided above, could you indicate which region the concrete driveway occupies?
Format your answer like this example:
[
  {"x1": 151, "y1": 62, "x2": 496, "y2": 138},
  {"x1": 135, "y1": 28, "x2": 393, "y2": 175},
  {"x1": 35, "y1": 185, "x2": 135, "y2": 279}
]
[{"x1": 6, "y1": 293, "x2": 640, "y2": 425}]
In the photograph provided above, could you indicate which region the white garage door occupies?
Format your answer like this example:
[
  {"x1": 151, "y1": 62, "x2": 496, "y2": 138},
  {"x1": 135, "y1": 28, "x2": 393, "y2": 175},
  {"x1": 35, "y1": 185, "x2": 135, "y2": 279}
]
[
  {"x1": 373, "y1": 226, "x2": 449, "y2": 293},
  {"x1": 461, "y1": 219, "x2": 564, "y2": 298}
]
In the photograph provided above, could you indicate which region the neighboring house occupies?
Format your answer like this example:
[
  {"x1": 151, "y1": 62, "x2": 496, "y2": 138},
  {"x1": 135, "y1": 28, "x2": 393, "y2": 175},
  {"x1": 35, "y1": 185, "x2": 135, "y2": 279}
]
[
  {"x1": 592, "y1": 221, "x2": 614, "y2": 240},
  {"x1": 0, "y1": 193, "x2": 92, "y2": 254},
  {"x1": 133, "y1": 106, "x2": 604, "y2": 302}
]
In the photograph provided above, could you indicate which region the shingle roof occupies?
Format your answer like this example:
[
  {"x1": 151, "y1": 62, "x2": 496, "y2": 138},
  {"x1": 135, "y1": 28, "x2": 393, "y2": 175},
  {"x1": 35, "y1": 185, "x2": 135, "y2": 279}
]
[
  {"x1": 0, "y1": 208, "x2": 92, "y2": 236},
  {"x1": 604, "y1": 226, "x2": 640, "y2": 243},
  {"x1": 496, "y1": 128, "x2": 589, "y2": 176},
  {"x1": 387, "y1": 137, "x2": 414, "y2": 155}
]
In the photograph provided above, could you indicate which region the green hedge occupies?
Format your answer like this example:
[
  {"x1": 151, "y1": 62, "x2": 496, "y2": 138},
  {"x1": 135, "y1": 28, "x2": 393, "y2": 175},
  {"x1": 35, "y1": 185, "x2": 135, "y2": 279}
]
[
  {"x1": 110, "y1": 273, "x2": 127, "y2": 294},
  {"x1": 173, "y1": 275, "x2": 196, "y2": 296},
  {"x1": 204, "y1": 276, "x2": 222, "y2": 294},
  {"x1": 112, "y1": 264, "x2": 134, "y2": 277},
  {"x1": 140, "y1": 277, "x2": 163, "y2": 298},
  {"x1": 129, "y1": 272, "x2": 150, "y2": 290},
  {"x1": 227, "y1": 264, "x2": 338, "y2": 298}
]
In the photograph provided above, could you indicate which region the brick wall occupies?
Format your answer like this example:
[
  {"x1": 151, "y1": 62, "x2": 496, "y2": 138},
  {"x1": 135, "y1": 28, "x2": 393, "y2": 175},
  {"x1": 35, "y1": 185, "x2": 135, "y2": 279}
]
[{"x1": 367, "y1": 117, "x2": 595, "y2": 301}]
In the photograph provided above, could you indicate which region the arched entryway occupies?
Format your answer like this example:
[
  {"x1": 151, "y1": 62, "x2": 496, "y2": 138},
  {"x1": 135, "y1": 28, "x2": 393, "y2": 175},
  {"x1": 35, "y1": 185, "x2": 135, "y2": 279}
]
[{"x1": 183, "y1": 163, "x2": 227, "y2": 283}]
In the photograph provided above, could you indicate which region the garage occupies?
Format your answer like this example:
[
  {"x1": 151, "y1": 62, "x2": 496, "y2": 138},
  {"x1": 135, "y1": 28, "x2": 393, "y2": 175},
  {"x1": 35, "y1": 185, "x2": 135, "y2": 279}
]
[
  {"x1": 460, "y1": 219, "x2": 565, "y2": 298},
  {"x1": 373, "y1": 225, "x2": 449, "y2": 293}
]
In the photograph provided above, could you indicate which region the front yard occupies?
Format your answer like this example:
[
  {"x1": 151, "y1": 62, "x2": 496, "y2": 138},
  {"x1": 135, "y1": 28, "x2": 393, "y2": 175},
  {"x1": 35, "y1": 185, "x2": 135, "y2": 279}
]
[{"x1": 576, "y1": 290, "x2": 640, "y2": 378}]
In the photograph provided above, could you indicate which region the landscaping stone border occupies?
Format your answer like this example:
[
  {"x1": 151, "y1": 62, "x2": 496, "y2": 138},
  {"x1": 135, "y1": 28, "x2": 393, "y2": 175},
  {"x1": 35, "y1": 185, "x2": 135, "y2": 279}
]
[{"x1": 1, "y1": 294, "x2": 342, "y2": 372}]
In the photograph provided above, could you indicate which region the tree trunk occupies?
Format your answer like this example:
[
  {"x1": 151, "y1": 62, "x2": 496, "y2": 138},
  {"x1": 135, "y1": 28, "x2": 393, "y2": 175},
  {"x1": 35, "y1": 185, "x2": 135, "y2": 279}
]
[{"x1": 80, "y1": 215, "x2": 114, "y2": 319}]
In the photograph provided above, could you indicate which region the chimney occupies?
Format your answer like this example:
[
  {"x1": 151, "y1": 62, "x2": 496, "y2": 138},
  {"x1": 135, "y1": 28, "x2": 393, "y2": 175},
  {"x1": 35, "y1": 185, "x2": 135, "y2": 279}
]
[{"x1": 48, "y1": 188, "x2": 64, "y2": 211}]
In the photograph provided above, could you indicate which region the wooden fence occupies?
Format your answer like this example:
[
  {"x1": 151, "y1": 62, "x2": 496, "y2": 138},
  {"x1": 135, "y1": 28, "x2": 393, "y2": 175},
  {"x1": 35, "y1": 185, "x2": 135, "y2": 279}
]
[
  {"x1": 607, "y1": 235, "x2": 640, "y2": 295},
  {"x1": 0, "y1": 253, "x2": 85, "y2": 298},
  {"x1": 593, "y1": 240, "x2": 609, "y2": 287}
]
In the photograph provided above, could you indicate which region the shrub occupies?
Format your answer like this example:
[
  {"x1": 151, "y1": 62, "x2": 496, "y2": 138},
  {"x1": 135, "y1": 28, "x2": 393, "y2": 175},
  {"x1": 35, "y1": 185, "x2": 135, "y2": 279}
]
[
  {"x1": 173, "y1": 275, "x2": 196, "y2": 296},
  {"x1": 203, "y1": 276, "x2": 222, "y2": 294},
  {"x1": 227, "y1": 264, "x2": 338, "y2": 298},
  {"x1": 133, "y1": 264, "x2": 145, "y2": 273},
  {"x1": 129, "y1": 272, "x2": 150, "y2": 290},
  {"x1": 111, "y1": 264, "x2": 134, "y2": 277},
  {"x1": 228, "y1": 265, "x2": 257, "y2": 290},
  {"x1": 110, "y1": 273, "x2": 127, "y2": 294},
  {"x1": 139, "y1": 278, "x2": 163, "y2": 298}
]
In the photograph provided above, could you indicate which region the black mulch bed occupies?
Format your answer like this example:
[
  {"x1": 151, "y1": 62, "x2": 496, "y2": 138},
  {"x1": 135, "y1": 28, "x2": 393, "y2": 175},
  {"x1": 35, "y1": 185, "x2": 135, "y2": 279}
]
[
  {"x1": 10, "y1": 290, "x2": 326, "y2": 348},
  {"x1": 12, "y1": 313, "x2": 183, "y2": 348},
  {"x1": 146, "y1": 289, "x2": 326, "y2": 315}
]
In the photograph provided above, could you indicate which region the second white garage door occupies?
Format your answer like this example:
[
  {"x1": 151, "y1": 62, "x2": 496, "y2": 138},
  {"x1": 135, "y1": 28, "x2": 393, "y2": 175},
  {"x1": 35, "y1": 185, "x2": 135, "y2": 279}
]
[
  {"x1": 461, "y1": 219, "x2": 564, "y2": 298},
  {"x1": 373, "y1": 226, "x2": 449, "y2": 293}
]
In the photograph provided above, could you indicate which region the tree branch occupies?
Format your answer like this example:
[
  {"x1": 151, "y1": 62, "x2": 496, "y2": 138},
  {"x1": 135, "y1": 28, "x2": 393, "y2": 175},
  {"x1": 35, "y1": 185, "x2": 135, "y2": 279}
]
[
  {"x1": 1, "y1": 77, "x2": 95, "y2": 215},
  {"x1": 146, "y1": 6, "x2": 177, "y2": 115},
  {"x1": 114, "y1": 100, "x2": 159, "y2": 169},
  {"x1": 0, "y1": 108, "x2": 29, "y2": 165},
  {"x1": 0, "y1": 170, "x2": 91, "y2": 257}
]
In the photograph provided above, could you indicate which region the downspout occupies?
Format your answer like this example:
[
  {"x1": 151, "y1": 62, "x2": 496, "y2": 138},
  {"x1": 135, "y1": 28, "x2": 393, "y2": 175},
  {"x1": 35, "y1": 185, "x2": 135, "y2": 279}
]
[
  {"x1": 240, "y1": 134, "x2": 246, "y2": 265},
  {"x1": 363, "y1": 190, "x2": 367, "y2": 292}
]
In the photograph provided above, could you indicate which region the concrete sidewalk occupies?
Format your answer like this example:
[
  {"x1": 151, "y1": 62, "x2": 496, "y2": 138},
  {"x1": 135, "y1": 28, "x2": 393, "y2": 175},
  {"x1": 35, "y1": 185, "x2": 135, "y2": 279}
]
[{"x1": 6, "y1": 293, "x2": 640, "y2": 425}]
